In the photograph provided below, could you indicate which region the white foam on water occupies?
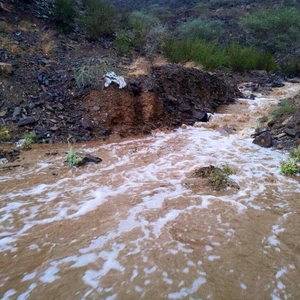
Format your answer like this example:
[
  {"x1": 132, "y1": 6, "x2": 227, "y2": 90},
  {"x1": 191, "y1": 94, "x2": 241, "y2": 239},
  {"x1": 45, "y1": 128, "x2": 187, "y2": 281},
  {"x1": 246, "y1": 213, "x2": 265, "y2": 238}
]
[
  {"x1": 1, "y1": 289, "x2": 17, "y2": 300},
  {"x1": 1, "y1": 83, "x2": 300, "y2": 298},
  {"x1": 168, "y1": 276, "x2": 206, "y2": 299}
]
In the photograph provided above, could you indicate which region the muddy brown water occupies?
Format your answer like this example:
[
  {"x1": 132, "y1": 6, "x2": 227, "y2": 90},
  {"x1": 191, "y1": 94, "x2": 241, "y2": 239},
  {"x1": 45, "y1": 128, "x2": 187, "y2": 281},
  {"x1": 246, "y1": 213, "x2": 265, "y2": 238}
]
[{"x1": 1, "y1": 83, "x2": 300, "y2": 300}]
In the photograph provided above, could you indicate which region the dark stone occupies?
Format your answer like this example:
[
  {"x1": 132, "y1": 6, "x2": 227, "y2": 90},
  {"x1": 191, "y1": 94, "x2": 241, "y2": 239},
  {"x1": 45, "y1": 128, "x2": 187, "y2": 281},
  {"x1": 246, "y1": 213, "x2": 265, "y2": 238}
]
[
  {"x1": 284, "y1": 128, "x2": 297, "y2": 137},
  {"x1": 17, "y1": 117, "x2": 35, "y2": 127},
  {"x1": 28, "y1": 102, "x2": 36, "y2": 109},
  {"x1": 271, "y1": 81, "x2": 285, "y2": 88},
  {"x1": 81, "y1": 154, "x2": 102, "y2": 164},
  {"x1": 12, "y1": 107, "x2": 21, "y2": 120},
  {"x1": 252, "y1": 131, "x2": 273, "y2": 148},
  {"x1": 81, "y1": 119, "x2": 92, "y2": 130},
  {"x1": 193, "y1": 111, "x2": 209, "y2": 122}
]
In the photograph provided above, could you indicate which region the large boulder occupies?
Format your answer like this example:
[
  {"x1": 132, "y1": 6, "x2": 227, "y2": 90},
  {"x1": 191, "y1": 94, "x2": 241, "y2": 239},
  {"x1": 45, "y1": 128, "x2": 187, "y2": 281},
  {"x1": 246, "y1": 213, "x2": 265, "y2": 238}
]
[{"x1": 253, "y1": 131, "x2": 273, "y2": 148}]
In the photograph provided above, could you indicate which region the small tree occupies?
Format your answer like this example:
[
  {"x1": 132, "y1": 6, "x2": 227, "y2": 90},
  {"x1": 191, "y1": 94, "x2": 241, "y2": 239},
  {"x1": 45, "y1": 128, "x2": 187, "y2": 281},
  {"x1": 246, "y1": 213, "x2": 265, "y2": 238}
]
[
  {"x1": 81, "y1": 0, "x2": 116, "y2": 39},
  {"x1": 54, "y1": 0, "x2": 77, "y2": 32}
]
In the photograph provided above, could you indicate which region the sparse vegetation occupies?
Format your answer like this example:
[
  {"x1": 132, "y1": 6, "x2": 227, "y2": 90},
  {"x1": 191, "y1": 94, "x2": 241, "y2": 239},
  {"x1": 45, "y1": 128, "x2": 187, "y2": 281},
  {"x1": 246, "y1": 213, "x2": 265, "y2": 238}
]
[
  {"x1": 271, "y1": 99, "x2": 295, "y2": 119},
  {"x1": 66, "y1": 142, "x2": 83, "y2": 168},
  {"x1": 208, "y1": 165, "x2": 235, "y2": 191},
  {"x1": 0, "y1": 126, "x2": 11, "y2": 142},
  {"x1": 192, "y1": 165, "x2": 236, "y2": 191},
  {"x1": 280, "y1": 146, "x2": 300, "y2": 176},
  {"x1": 163, "y1": 39, "x2": 276, "y2": 71},
  {"x1": 74, "y1": 58, "x2": 113, "y2": 89},
  {"x1": 23, "y1": 132, "x2": 37, "y2": 149},
  {"x1": 54, "y1": 0, "x2": 77, "y2": 32},
  {"x1": 177, "y1": 18, "x2": 225, "y2": 42},
  {"x1": 241, "y1": 6, "x2": 300, "y2": 53},
  {"x1": 81, "y1": 0, "x2": 116, "y2": 39},
  {"x1": 115, "y1": 30, "x2": 131, "y2": 56}
]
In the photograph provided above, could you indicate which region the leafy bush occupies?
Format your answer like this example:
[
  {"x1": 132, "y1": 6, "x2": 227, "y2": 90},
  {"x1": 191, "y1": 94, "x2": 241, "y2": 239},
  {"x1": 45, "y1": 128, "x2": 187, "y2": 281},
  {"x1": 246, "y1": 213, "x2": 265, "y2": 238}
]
[
  {"x1": 280, "y1": 158, "x2": 299, "y2": 175},
  {"x1": 81, "y1": 0, "x2": 116, "y2": 39},
  {"x1": 271, "y1": 99, "x2": 295, "y2": 119},
  {"x1": 66, "y1": 143, "x2": 83, "y2": 168},
  {"x1": 280, "y1": 145, "x2": 300, "y2": 176},
  {"x1": 163, "y1": 38, "x2": 276, "y2": 71},
  {"x1": 128, "y1": 11, "x2": 160, "y2": 51},
  {"x1": 74, "y1": 58, "x2": 113, "y2": 89},
  {"x1": 23, "y1": 132, "x2": 37, "y2": 149},
  {"x1": 115, "y1": 30, "x2": 131, "y2": 56},
  {"x1": 208, "y1": 165, "x2": 235, "y2": 191},
  {"x1": 177, "y1": 18, "x2": 225, "y2": 42},
  {"x1": 241, "y1": 6, "x2": 300, "y2": 53},
  {"x1": 54, "y1": 0, "x2": 77, "y2": 32},
  {"x1": 0, "y1": 126, "x2": 11, "y2": 142},
  {"x1": 226, "y1": 44, "x2": 276, "y2": 72}
]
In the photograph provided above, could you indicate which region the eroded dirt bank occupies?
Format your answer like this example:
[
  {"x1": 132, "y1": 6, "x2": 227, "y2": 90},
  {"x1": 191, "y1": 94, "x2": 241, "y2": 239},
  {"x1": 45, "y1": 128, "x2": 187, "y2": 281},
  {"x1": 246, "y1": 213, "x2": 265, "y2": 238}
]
[
  {"x1": 1, "y1": 83, "x2": 300, "y2": 300},
  {"x1": 75, "y1": 64, "x2": 240, "y2": 139}
]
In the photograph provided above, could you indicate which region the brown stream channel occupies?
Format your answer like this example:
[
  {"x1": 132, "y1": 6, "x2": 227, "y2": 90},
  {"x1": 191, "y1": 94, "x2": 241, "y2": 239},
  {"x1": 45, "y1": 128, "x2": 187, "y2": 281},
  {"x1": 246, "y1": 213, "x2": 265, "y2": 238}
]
[{"x1": 1, "y1": 83, "x2": 300, "y2": 300}]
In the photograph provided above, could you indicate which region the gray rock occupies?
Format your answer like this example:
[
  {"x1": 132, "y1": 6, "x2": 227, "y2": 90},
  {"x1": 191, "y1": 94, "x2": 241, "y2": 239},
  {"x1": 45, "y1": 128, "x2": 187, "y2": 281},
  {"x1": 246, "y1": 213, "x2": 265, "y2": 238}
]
[
  {"x1": 12, "y1": 107, "x2": 21, "y2": 120},
  {"x1": 81, "y1": 119, "x2": 92, "y2": 130},
  {"x1": 17, "y1": 117, "x2": 35, "y2": 127},
  {"x1": 253, "y1": 131, "x2": 273, "y2": 148},
  {"x1": 284, "y1": 128, "x2": 297, "y2": 137}
]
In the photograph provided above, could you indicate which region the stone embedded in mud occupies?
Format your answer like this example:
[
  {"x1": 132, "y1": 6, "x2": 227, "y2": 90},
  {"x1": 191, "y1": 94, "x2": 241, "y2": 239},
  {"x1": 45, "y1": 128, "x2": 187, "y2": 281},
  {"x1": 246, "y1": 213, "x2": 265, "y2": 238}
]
[
  {"x1": 0, "y1": 62, "x2": 13, "y2": 75},
  {"x1": 193, "y1": 111, "x2": 210, "y2": 122},
  {"x1": 81, "y1": 119, "x2": 92, "y2": 131},
  {"x1": 17, "y1": 117, "x2": 35, "y2": 127},
  {"x1": 77, "y1": 153, "x2": 102, "y2": 165},
  {"x1": 252, "y1": 131, "x2": 273, "y2": 148}
]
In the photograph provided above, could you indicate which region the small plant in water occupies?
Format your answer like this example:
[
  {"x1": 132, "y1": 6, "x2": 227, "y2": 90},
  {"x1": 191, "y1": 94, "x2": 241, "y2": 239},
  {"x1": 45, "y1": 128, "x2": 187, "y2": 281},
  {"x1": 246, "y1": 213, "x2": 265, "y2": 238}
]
[
  {"x1": 208, "y1": 165, "x2": 235, "y2": 191},
  {"x1": 66, "y1": 141, "x2": 83, "y2": 168},
  {"x1": 280, "y1": 145, "x2": 300, "y2": 176},
  {"x1": 23, "y1": 132, "x2": 37, "y2": 149}
]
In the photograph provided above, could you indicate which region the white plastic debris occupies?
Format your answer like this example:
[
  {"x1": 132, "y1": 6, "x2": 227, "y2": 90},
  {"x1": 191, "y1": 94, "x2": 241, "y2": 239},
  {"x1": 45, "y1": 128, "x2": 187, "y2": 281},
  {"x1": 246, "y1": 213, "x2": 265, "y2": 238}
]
[
  {"x1": 104, "y1": 72, "x2": 126, "y2": 89},
  {"x1": 15, "y1": 138, "x2": 25, "y2": 148},
  {"x1": 0, "y1": 158, "x2": 8, "y2": 164}
]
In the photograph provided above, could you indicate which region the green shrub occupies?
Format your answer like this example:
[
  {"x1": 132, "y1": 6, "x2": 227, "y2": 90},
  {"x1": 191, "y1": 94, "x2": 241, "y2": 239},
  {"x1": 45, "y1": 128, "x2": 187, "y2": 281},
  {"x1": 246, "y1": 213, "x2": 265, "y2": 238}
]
[
  {"x1": 163, "y1": 38, "x2": 276, "y2": 72},
  {"x1": 271, "y1": 99, "x2": 295, "y2": 119},
  {"x1": 226, "y1": 44, "x2": 276, "y2": 72},
  {"x1": 241, "y1": 6, "x2": 300, "y2": 53},
  {"x1": 177, "y1": 18, "x2": 225, "y2": 42},
  {"x1": 208, "y1": 165, "x2": 235, "y2": 191},
  {"x1": 74, "y1": 58, "x2": 113, "y2": 89},
  {"x1": 81, "y1": 0, "x2": 116, "y2": 39},
  {"x1": 128, "y1": 11, "x2": 160, "y2": 51},
  {"x1": 66, "y1": 143, "x2": 83, "y2": 168},
  {"x1": 0, "y1": 126, "x2": 11, "y2": 142},
  {"x1": 280, "y1": 158, "x2": 299, "y2": 175},
  {"x1": 115, "y1": 30, "x2": 131, "y2": 56},
  {"x1": 54, "y1": 0, "x2": 77, "y2": 32},
  {"x1": 23, "y1": 132, "x2": 37, "y2": 149}
]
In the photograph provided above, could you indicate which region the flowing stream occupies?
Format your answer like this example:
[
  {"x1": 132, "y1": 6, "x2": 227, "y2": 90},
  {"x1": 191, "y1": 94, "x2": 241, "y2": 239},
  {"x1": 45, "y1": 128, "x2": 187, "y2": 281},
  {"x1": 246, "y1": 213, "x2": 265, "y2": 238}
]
[{"x1": 1, "y1": 83, "x2": 300, "y2": 300}]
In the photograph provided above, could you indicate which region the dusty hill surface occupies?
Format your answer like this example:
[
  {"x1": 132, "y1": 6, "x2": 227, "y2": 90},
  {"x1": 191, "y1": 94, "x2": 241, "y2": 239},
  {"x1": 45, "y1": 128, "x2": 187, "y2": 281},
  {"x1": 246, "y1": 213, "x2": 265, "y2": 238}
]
[
  {"x1": 0, "y1": 0, "x2": 299, "y2": 148},
  {"x1": 0, "y1": 0, "x2": 241, "y2": 143}
]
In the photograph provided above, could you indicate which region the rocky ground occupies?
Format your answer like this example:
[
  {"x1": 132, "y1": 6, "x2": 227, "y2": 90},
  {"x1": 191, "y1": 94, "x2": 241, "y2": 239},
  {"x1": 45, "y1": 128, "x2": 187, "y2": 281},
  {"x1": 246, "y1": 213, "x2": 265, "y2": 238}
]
[{"x1": 0, "y1": 0, "x2": 300, "y2": 152}]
